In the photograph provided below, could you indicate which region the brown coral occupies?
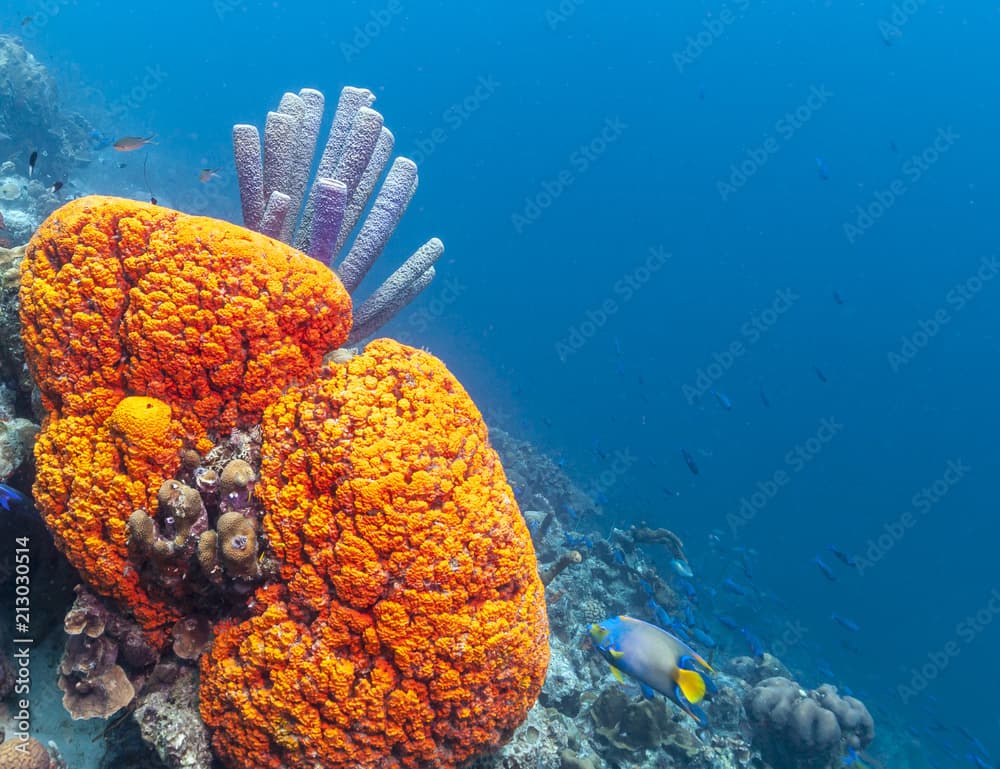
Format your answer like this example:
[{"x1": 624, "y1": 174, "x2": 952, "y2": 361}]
[{"x1": 0, "y1": 737, "x2": 52, "y2": 769}]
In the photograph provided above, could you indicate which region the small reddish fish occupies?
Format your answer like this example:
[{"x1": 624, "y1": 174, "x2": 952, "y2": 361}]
[
  {"x1": 113, "y1": 134, "x2": 156, "y2": 151},
  {"x1": 198, "y1": 168, "x2": 219, "y2": 183}
]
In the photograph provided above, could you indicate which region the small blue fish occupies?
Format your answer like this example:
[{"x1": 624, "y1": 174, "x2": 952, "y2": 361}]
[
  {"x1": 690, "y1": 627, "x2": 716, "y2": 648},
  {"x1": 813, "y1": 555, "x2": 837, "y2": 581},
  {"x1": 638, "y1": 578, "x2": 654, "y2": 597},
  {"x1": 670, "y1": 558, "x2": 694, "y2": 578},
  {"x1": 833, "y1": 289, "x2": 846, "y2": 305},
  {"x1": 681, "y1": 448, "x2": 699, "y2": 475},
  {"x1": 815, "y1": 156, "x2": 830, "y2": 180},
  {"x1": 590, "y1": 615, "x2": 716, "y2": 725},
  {"x1": 716, "y1": 614, "x2": 741, "y2": 631},
  {"x1": 759, "y1": 386, "x2": 771, "y2": 408},
  {"x1": 722, "y1": 577, "x2": 749, "y2": 597},
  {"x1": 831, "y1": 612, "x2": 860, "y2": 632},
  {"x1": 813, "y1": 365, "x2": 828, "y2": 383},
  {"x1": 710, "y1": 390, "x2": 732, "y2": 411},
  {"x1": 969, "y1": 755, "x2": 996, "y2": 769},
  {"x1": 741, "y1": 627, "x2": 764, "y2": 660},
  {"x1": 828, "y1": 544, "x2": 857, "y2": 567}
]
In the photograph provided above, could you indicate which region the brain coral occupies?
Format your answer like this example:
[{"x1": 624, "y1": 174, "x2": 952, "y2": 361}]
[
  {"x1": 200, "y1": 338, "x2": 550, "y2": 769},
  {"x1": 20, "y1": 196, "x2": 352, "y2": 633}
]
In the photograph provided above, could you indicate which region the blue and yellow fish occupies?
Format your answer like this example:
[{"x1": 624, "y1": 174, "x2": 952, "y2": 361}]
[{"x1": 589, "y1": 615, "x2": 716, "y2": 726}]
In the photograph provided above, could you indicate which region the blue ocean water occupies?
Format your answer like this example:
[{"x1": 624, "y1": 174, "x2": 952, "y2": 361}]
[{"x1": 3, "y1": 0, "x2": 999, "y2": 763}]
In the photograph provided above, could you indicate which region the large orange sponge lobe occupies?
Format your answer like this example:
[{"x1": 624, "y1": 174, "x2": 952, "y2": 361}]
[{"x1": 200, "y1": 339, "x2": 550, "y2": 769}]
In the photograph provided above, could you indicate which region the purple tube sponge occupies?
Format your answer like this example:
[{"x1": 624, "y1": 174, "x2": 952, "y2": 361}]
[{"x1": 231, "y1": 85, "x2": 443, "y2": 342}]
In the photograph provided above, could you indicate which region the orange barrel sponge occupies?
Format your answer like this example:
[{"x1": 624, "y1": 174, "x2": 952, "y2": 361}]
[
  {"x1": 201, "y1": 339, "x2": 550, "y2": 769},
  {"x1": 20, "y1": 195, "x2": 353, "y2": 433},
  {"x1": 20, "y1": 196, "x2": 353, "y2": 634}
]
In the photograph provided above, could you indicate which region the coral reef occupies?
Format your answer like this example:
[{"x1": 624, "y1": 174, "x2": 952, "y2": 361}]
[
  {"x1": 200, "y1": 338, "x2": 549, "y2": 769},
  {"x1": 0, "y1": 36, "x2": 95, "y2": 244},
  {"x1": 745, "y1": 676, "x2": 874, "y2": 769},
  {"x1": 233, "y1": 86, "x2": 443, "y2": 343}
]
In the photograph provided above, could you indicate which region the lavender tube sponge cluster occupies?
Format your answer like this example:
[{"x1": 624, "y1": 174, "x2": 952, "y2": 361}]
[{"x1": 232, "y1": 86, "x2": 442, "y2": 342}]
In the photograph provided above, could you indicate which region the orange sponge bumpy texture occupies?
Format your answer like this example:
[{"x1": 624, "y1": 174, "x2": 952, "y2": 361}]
[
  {"x1": 200, "y1": 338, "x2": 550, "y2": 769},
  {"x1": 20, "y1": 196, "x2": 352, "y2": 633}
]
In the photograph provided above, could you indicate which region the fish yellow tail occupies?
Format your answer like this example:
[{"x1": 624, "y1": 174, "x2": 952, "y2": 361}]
[{"x1": 674, "y1": 668, "x2": 707, "y2": 704}]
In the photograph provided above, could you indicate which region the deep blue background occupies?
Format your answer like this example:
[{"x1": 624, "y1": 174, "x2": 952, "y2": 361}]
[{"x1": 7, "y1": 0, "x2": 999, "y2": 756}]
